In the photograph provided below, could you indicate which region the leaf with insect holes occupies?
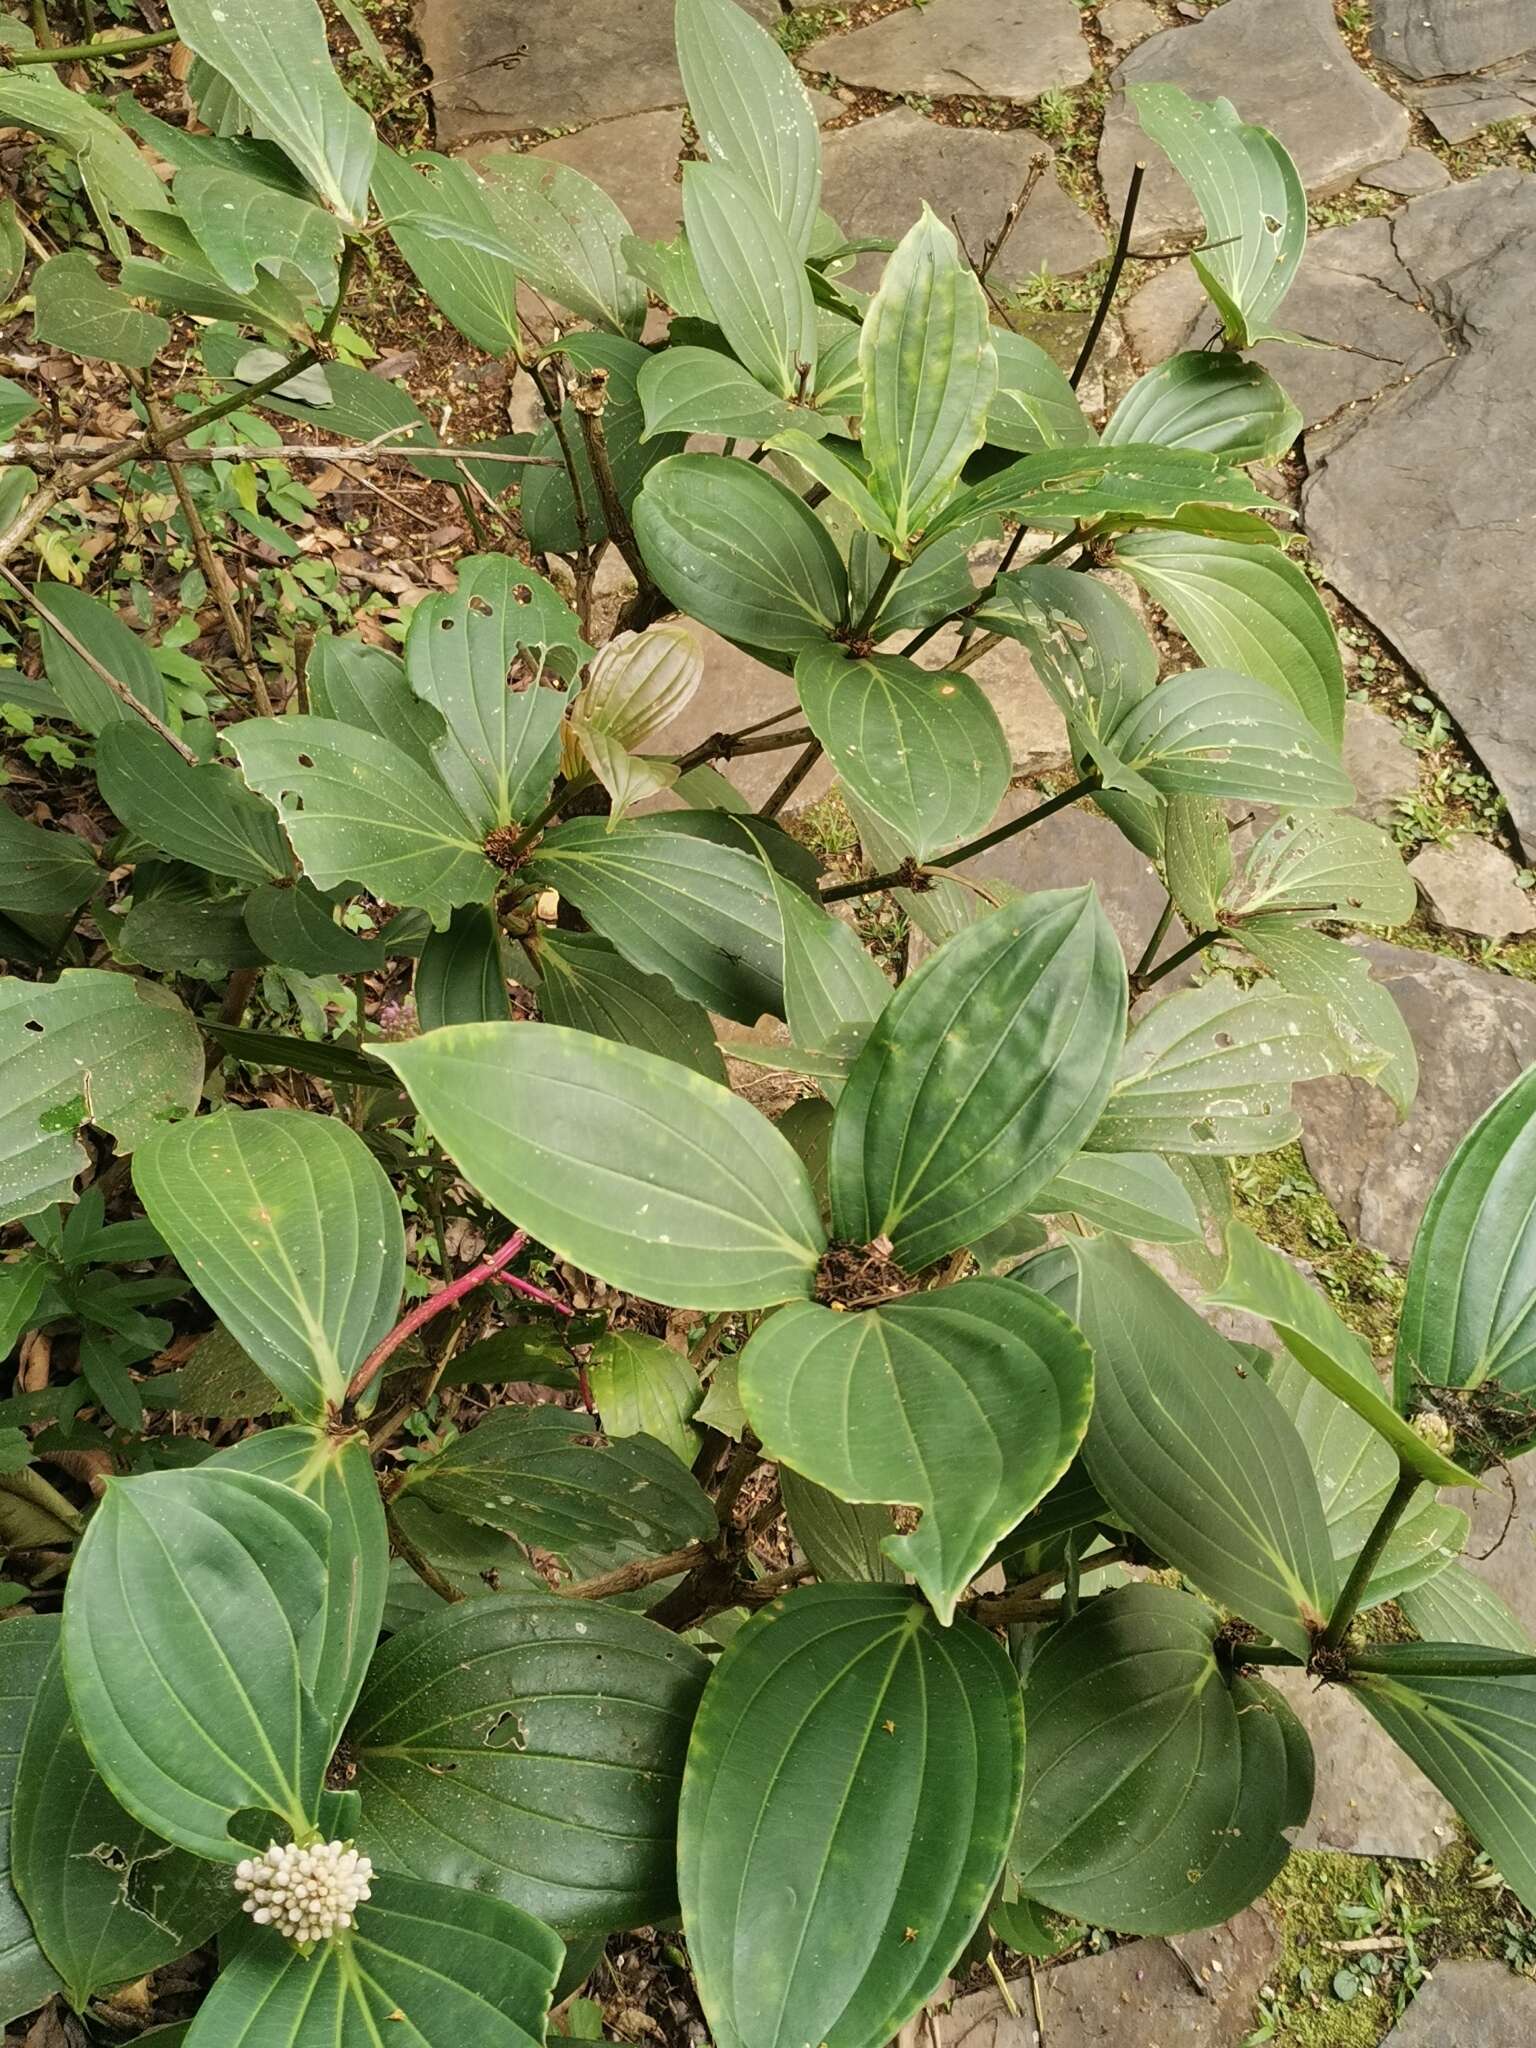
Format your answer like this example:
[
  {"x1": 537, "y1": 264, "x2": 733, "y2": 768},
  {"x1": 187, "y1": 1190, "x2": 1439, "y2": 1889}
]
[
  {"x1": 975, "y1": 563, "x2": 1155, "y2": 739},
  {"x1": 1223, "y1": 810, "x2": 1414, "y2": 928},
  {"x1": 1239, "y1": 919, "x2": 1417, "y2": 1117},
  {"x1": 1106, "y1": 669, "x2": 1353, "y2": 808}
]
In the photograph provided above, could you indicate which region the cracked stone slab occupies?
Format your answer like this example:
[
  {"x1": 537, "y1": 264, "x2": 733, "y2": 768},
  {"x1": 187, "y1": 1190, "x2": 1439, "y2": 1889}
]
[
  {"x1": 1362, "y1": 149, "x2": 1453, "y2": 195},
  {"x1": 1122, "y1": 216, "x2": 1446, "y2": 428},
  {"x1": 1382, "y1": 1960, "x2": 1536, "y2": 2045},
  {"x1": 1372, "y1": 0, "x2": 1536, "y2": 82},
  {"x1": 1265, "y1": 1666, "x2": 1457, "y2": 1859},
  {"x1": 418, "y1": 0, "x2": 782, "y2": 147},
  {"x1": 1099, "y1": 0, "x2": 1409, "y2": 240},
  {"x1": 1410, "y1": 834, "x2": 1536, "y2": 941},
  {"x1": 525, "y1": 109, "x2": 686, "y2": 243},
  {"x1": 1304, "y1": 170, "x2": 1536, "y2": 858},
  {"x1": 1298, "y1": 938, "x2": 1536, "y2": 1265},
  {"x1": 820, "y1": 109, "x2": 1104, "y2": 290},
  {"x1": 797, "y1": 0, "x2": 1091, "y2": 102},
  {"x1": 1099, "y1": 0, "x2": 1162, "y2": 52},
  {"x1": 1411, "y1": 62, "x2": 1536, "y2": 141}
]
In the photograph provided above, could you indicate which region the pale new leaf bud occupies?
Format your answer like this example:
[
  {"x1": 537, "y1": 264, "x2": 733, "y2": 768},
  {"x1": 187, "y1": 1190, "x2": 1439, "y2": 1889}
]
[{"x1": 232, "y1": 1839, "x2": 374, "y2": 1946}]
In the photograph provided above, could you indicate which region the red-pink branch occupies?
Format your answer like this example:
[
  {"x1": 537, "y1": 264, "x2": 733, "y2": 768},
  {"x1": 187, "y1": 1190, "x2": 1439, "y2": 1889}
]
[{"x1": 344, "y1": 1231, "x2": 570, "y2": 1407}]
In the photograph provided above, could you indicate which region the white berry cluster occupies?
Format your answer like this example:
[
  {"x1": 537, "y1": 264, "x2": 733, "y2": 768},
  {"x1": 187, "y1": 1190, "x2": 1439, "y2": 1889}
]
[{"x1": 233, "y1": 1839, "x2": 374, "y2": 1945}]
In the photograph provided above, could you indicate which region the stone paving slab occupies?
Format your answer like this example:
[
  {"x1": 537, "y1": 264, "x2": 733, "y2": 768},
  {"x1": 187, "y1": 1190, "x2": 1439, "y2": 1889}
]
[
  {"x1": 1411, "y1": 63, "x2": 1536, "y2": 142},
  {"x1": 1381, "y1": 1960, "x2": 1536, "y2": 2045},
  {"x1": 1266, "y1": 1666, "x2": 1457, "y2": 1860},
  {"x1": 1409, "y1": 835, "x2": 1536, "y2": 941},
  {"x1": 526, "y1": 110, "x2": 686, "y2": 243},
  {"x1": 1372, "y1": 0, "x2": 1536, "y2": 83},
  {"x1": 797, "y1": 0, "x2": 1091, "y2": 102}
]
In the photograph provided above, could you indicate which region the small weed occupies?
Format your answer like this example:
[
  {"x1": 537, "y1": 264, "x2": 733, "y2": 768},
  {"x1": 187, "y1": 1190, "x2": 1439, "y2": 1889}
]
[
  {"x1": 1229, "y1": 1144, "x2": 1404, "y2": 1352},
  {"x1": 775, "y1": 4, "x2": 846, "y2": 57}
]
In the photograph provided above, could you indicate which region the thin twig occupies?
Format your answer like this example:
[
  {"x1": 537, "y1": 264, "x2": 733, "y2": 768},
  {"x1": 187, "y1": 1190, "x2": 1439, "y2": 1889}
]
[
  {"x1": 819, "y1": 773, "x2": 1099, "y2": 904},
  {"x1": 345, "y1": 1232, "x2": 529, "y2": 1409},
  {"x1": 1071, "y1": 162, "x2": 1145, "y2": 390},
  {"x1": 559, "y1": 1542, "x2": 713, "y2": 1601},
  {"x1": 0, "y1": 438, "x2": 561, "y2": 468},
  {"x1": 760, "y1": 739, "x2": 824, "y2": 820}
]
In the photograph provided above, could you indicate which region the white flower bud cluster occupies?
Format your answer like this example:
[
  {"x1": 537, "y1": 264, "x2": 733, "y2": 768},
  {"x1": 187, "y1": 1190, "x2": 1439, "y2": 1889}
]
[{"x1": 233, "y1": 1839, "x2": 373, "y2": 1944}]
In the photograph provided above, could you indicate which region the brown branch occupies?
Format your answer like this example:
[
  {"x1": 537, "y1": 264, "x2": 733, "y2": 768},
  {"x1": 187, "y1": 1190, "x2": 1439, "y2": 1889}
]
[
  {"x1": 559, "y1": 1542, "x2": 713, "y2": 1601},
  {"x1": 0, "y1": 438, "x2": 562, "y2": 469},
  {"x1": 819, "y1": 773, "x2": 1100, "y2": 904},
  {"x1": 760, "y1": 739, "x2": 824, "y2": 820}
]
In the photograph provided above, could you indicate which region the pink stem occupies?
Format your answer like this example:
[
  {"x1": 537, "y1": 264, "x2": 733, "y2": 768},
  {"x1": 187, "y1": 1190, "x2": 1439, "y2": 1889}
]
[
  {"x1": 492, "y1": 1270, "x2": 574, "y2": 1317},
  {"x1": 345, "y1": 1232, "x2": 529, "y2": 1405}
]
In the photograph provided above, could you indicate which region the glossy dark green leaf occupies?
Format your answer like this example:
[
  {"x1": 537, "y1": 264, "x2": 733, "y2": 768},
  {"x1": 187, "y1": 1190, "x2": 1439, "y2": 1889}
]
[
  {"x1": 97, "y1": 723, "x2": 291, "y2": 884},
  {"x1": 414, "y1": 903, "x2": 509, "y2": 1029},
  {"x1": 1237, "y1": 918, "x2": 1417, "y2": 1118},
  {"x1": 0, "y1": 1616, "x2": 62, "y2": 2024},
  {"x1": 0, "y1": 971, "x2": 203, "y2": 1226},
  {"x1": 244, "y1": 879, "x2": 384, "y2": 976},
  {"x1": 378, "y1": 1022, "x2": 825, "y2": 1310},
  {"x1": 634, "y1": 453, "x2": 848, "y2": 652},
  {"x1": 231, "y1": 715, "x2": 495, "y2": 924},
  {"x1": 794, "y1": 646, "x2": 1009, "y2": 861},
  {"x1": 1065, "y1": 1237, "x2": 1334, "y2": 1657},
  {"x1": 533, "y1": 929, "x2": 723, "y2": 1081},
  {"x1": 307, "y1": 633, "x2": 444, "y2": 775},
  {"x1": 923, "y1": 444, "x2": 1269, "y2": 548},
  {"x1": 133, "y1": 1108, "x2": 405, "y2": 1421},
  {"x1": 679, "y1": 1585, "x2": 1023, "y2": 2048},
  {"x1": 684, "y1": 163, "x2": 816, "y2": 400},
  {"x1": 350, "y1": 1596, "x2": 708, "y2": 1934},
  {"x1": 779, "y1": 1467, "x2": 901, "y2": 1585},
  {"x1": 61, "y1": 1467, "x2": 331, "y2": 1861},
  {"x1": 372, "y1": 143, "x2": 522, "y2": 354},
  {"x1": 1015, "y1": 1583, "x2": 1310, "y2": 1932},
  {"x1": 522, "y1": 333, "x2": 686, "y2": 556},
  {"x1": 1107, "y1": 669, "x2": 1351, "y2": 807},
  {"x1": 33, "y1": 250, "x2": 169, "y2": 367},
  {"x1": 740, "y1": 1278, "x2": 1094, "y2": 1620},
  {"x1": 676, "y1": 0, "x2": 821, "y2": 253},
  {"x1": 589, "y1": 1329, "x2": 701, "y2": 1464},
  {"x1": 1104, "y1": 353, "x2": 1300, "y2": 462},
  {"x1": 475, "y1": 150, "x2": 645, "y2": 336},
  {"x1": 1397, "y1": 1065, "x2": 1536, "y2": 1413},
  {"x1": 12, "y1": 1636, "x2": 232, "y2": 2009},
  {"x1": 830, "y1": 891, "x2": 1126, "y2": 1270},
  {"x1": 1116, "y1": 533, "x2": 1345, "y2": 745},
  {"x1": 0, "y1": 802, "x2": 97, "y2": 917},
  {"x1": 638, "y1": 345, "x2": 813, "y2": 443},
  {"x1": 203, "y1": 1024, "x2": 400, "y2": 1091},
  {"x1": 35, "y1": 581, "x2": 167, "y2": 734}
]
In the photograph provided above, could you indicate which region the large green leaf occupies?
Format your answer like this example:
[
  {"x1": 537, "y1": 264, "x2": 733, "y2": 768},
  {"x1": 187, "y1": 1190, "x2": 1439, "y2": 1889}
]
[
  {"x1": 97, "y1": 723, "x2": 291, "y2": 883},
  {"x1": 1090, "y1": 977, "x2": 1350, "y2": 1155},
  {"x1": 1064, "y1": 1237, "x2": 1335, "y2": 1657},
  {"x1": 634, "y1": 453, "x2": 848, "y2": 651},
  {"x1": 527, "y1": 812, "x2": 792, "y2": 1025},
  {"x1": 61, "y1": 1468, "x2": 331, "y2": 1861},
  {"x1": 922, "y1": 445, "x2": 1270, "y2": 549},
  {"x1": 794, "y1": 646, "x2": 1009, "y2": 861},
  {"x1": 1160, "y1": 793, "x2": 1231, "y2": 932},
  {"x1": 779, "y1": 1467, "x2": 902, "y2": 1585},
  {"x1": 398, "y1": 1404, "x2": 715, "y2": 1571},
  {"x1": 36, "y1": 581, "x2": 167, "y2": 734},
  {"x1": 1116, "y1": 533, "x2": 1345, "y2": 745},
  {"x1": 679, "y1": 1585, "x2": 1023, "y2": 2048},
  {"x1": 1239, "y1": 918, "x2": 1417, "y2": 1118},
  {"x1": 243, "y1": 879, "x2": 388, "y2": 977},
  {"x1": 231, "y1": 715, "x2": 495, "y2": 924},
  {"x1": 12, "y1": 1636, "x2": 232, "y2": 2010},
  {"x1": 377, "y1": 1022, "x2": 825, "y2": 1310},
  {"x1": 133, "y1": 1108, "x2": 405, "y2": 1421},
  {"x1": 1, "y1": 1617, "x2": 62, "y2": 2025},
  {"x1": 532, "y1": 929, "x2": 723, "y2": 1081},
  {"x1": 415, "y1": 904, "x2": 510, "y2": 1029},
  {"x1": 522, "y1": 333, "x2": 685, "y2": 556},
  {"x1": 1029, "y1": 1150, "x2": 1203, "y2": 1243},
  {"x1": 1014, "y1": 1584, "x2": 1310, "y2": 1932},
  {"x1": 0, "y1": 801, "x2": 98, "y2": 917},
  {"x1": 405, "y1": 556, "x2": 584, "y2": 834},
  {"x1": 168, "y1": 0, "x2": 375, "y2": 225},
  {"x1": 859, "y1": 208, "x2": 996, "y2": 551},
  {"x1": 683, "y1": 164, "x2": 816, "y2": 401},
  {"x1": 0, "y1": 971, "x2": 202, "y2": 1226},
  {"x1": 830, "y1": 891, "x2": 1126, "y2": 1271},
  {"x1": 1132, "y1": 83, "x2": 1305, "y2": 348},
  {"x1": 1104, "y1": 354, "x2": 1300, "y2": 463},
  {"x1": 475, "y1": 151, "x2": 644, "y2": 337},
  {"x1": 740, "y1": 1279, "x2": 1093, "y2": 1622},
  {"x1": 182, "y1": 1872, "x2": 562, "y2": 2048},
  {"x1": 1397, "y1": 1065, "x2": 1536, "y2": 1412},
  {"x1": 1106, "y1": 669, "x2": 1352, "y2": 807},
  {"x1": 176, "y1": 165, "x2": 343, "y2": 302},
  {"x1": 766, "y1": 857, "x2": 889, "y2": 1086},
  {"x1": 986, "y1": 329, "x2": 1092, "y2": 453},
  {"x1": 307, "y1": 634, "x2": 444, "y2": 774},
  {"x1": 589, "y1": 1328, "x2": 702, "y2": 1465},
  {"x1": 676, "y1": 0, "x2": 821, "y2": 253},
  {"x1": 638, "y1": 345, "x2": 815, "y2": 444},
  {"x1": 349, "y1": 1597, "x2": 707, "y2": 1934},
  {"x1": 370, "y1": 143, "x2": 521, "y2": 355},
  {"x1": 1399, "y1": 1563, "x2": 1534, "y2": 1652},
  {"x1": 1349, "y1": 1667, "x2": 1536, "y2": 1912},
  {"x1": 0, "y1": 70, "x2": 165, "y2": 252},
  {"x1": 212, "y1": 1428, "x2": 387, "y2": 1736},
  {"x1": 975, "y1": 563, "x2": 1156, "y2": 737},
  {"x1": 1224, "y1": 809, "x2": 1413, "y2": 927},
  {"x1": 32, "y1": 251, "x2": 169, "y2": 368}
]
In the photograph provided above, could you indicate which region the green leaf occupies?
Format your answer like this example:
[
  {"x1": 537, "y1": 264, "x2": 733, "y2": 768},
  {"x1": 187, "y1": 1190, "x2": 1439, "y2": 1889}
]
[
  {"x1": 679, "y1": 1585, "x2": 1024, "y2": 2048},
  {"x1": 794, "y1": 646, "x2": 1009, "y2": 861},
  {"x1": 1030, "y1": 1150, "x2": 1203, "y2": 1243},
  {"x1": 1209, "y1": 1225, "x2": 1476, "y2": 1489},
  {"x1": 97, "y1": 723, "x2": 291, "y2": 884},
  {"x1": 61, "y1": 1467, "x2": 331, "y2": 1861},
  {"x1": 634, "y1": 453, "x2": 848, "y2": 651},
  {"x1": 533, "y1": 929, "x2": 723, "y2": 1081},
  {"x1": 182, "y1": 1871, "x2": 562, "y2": 2047},
  {"x1": 35, "y1": 580, "x2": 167, "y2": 733},
  {"x1": 0, "y1": 971, "x2": 202, "y2": 1226},
  {"x1": 924, "y1": 444, "x2": 1270, "y2": 548},
  {"x1": 830, "y1": 892, "x2": 1126, "y2": 1271},
  {"x1": 405, "y1": 556, "x2": 585, "y2": 833},
  {"x1": 527, "y1": 812, "x2": 793, "y2": 1026},
  {"x1": 767, "y1": 857, "x2": 889, "y2": 1085},
  {"x1": 1132, "y1": 83, "x2": 1305, "y2": 348},
  {"x1": 133, "y1": 1108, "x2": 405, "y2": 1421},
  {"x1": 12, "y1": 1635, "x2": 232, "y2": 2009},
  {"x1": 1349, "y1": 1667, "x2": 1536, "y2": 1913},
  {"x1": 1115, "y1": 533, "x2": 1345, "y2": 746},
  {"x1": 1160, "y1": 794, "x2": 1231, "y2": 932},
  {"x1": 1, "y1": 1616, "x2": 62, "y2": 2026},
  {"x1": 113, "y1": 876, "x2": 264, "y2": 977},
  {"x1": 683, "y1": 164, "x2": 817, "y2": 402},
  {"x1": 1107, "y1": 669, "x2": 1352, "y2": 807},
  {"x1": 0, "y1": 204, "x2": 20, "y2": 303},
  {"x1": 986, "y1": 329, "x2": 1092, "y2": 454},
  {"x1": 31, "y1": 248, "x2": 169, "y2": 366},
  {"x1": 676, "y1": 0, "x2": 821, "y2": 253},
  {"x1": 1397, "y1": 1064, "x2": 1536, "y2": 1410},
  {"x1": 231, "y1": 715, "x2": 495, "y2": 924},
  {"x1": 168, "y1": 0, "x2": 375, "y2": 226},
  {"x1": 741, "y1": 1278, "x2": 1094, "y2": 1621},
  {"x1": 0, "y1": 373, "x2": 37, "y2": 440},
  {"x1": 243, "y1": 879, "x2": 384, "y2": 976},
  {"x1": 589, "y1": 1329, "x2": 702, "y2": 1465},
  {"x1": 415, "y1": 904, "x2": 509, "y2": 1029},
  {"x1": 859, "y1": 207, "x2": 996, "y2": 550},
  {"x1": 1399, "y1": 1563, "x2": 1534, "y2": 1652},
  {"x1": 176, "y1": 166, "x2": 342, "y2": 302},
  {"x1": 371, "y1": 143, "x2": 521, "y2": 355},
  {"x1": 1014, "y1": 1583, "x2": 1310, "y2": 1932},
  {"x1": 473, "y1": 151, "x2": 645, "y2": 337},
  {"x1": 201, "y1": 1025, "x2": 400, "y2": 1092},
  {"x1": 779, "y1": 1467, "x2": 901, "y2": 1585},
  {"x1": 1103, "y1": 353, "x2": 1300, "y2": 463},
  {"x1": 1224, "y1": 809, "x2": 1412, "y2": 927},
  {"x1": 399, "y1": 1404, "x2": 715, "y2": 1569},
  {"x1": 975, "y1": 563, "x2": 1156, "y2": 738},
  {"x1": 638, "y1": 345, "x2": 815, "y2": 443},
  {"x1": 623, "y1": 231, "x2": 713, "y2": 320},
  {"x1": 212, "y1": 1427, "x2": 387, "y2": 1736},
  {"x1": 1062, "y1": 1237, "x2": 1335, "y2": 1658},
  {"x1": 0, "y1": 1260, "x2": 46, "y2": 1359},
  {"x1": 377, "y1": 1022, "x2": 825, "y2": 1311},
  {"x1": 1239, "y1": 918, "x2": 1417, "y2": 1118},
  {"x1": 0, "y1": 70, "x2": 164, "y2": 253},
  {"x1": 350, "y1": 1596, "x2": 708, "y2": 1934},
  {"x1": 0, "y1": 801, "x2": 97, "y2": 917},
  {"x1": 1091, "y1": 976, "x2": 1350, "y2": 1155},
  {"x1": 307, "y1": 634, "x2": 444, "y2": 774},
  {"x1": 766, "y1": 430, "x2": 895, "y2": 543}
]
